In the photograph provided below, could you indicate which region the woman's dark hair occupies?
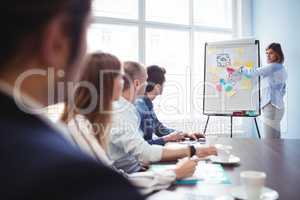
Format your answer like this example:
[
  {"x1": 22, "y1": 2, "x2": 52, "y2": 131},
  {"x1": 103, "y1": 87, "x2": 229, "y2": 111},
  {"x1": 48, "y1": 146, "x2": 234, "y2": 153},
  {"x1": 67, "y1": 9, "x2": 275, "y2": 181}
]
[
  {"x1": 61, "y1": 52, "x2": 121, "y2": 148},
  {"x1": 145, "y1": 65, "x2": 166, "y2": 93},
  {"x1": 0, "y1": 0, "x2": 91, "y2": 68},
  {"x1": 266, "y1": 43, "x2": 285, "y2": 64}
]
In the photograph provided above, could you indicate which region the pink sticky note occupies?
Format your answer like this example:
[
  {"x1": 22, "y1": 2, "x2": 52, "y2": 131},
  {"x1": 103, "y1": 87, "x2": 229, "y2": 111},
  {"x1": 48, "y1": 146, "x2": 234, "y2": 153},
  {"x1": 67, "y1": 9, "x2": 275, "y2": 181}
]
[
  {"x1": 226, "y1": 67, "x2": 235, "y2": 75},
  {"x1": 216, "y1": 84, "x2": 222, "y2": 92}
]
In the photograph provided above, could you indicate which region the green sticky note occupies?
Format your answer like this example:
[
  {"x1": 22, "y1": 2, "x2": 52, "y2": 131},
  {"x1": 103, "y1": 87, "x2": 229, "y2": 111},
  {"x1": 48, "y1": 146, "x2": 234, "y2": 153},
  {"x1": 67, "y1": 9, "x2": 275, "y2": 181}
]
[{"x1": 224, "y1": 83, "x2": 233, "y2": 92}]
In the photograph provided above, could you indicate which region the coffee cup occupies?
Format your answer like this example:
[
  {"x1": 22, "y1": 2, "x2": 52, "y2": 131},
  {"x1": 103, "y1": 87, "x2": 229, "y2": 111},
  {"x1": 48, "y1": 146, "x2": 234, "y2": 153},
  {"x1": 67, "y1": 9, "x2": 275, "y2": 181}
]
[{"x1": 240, "y1": 171, "x2": 266, "y2": 200}]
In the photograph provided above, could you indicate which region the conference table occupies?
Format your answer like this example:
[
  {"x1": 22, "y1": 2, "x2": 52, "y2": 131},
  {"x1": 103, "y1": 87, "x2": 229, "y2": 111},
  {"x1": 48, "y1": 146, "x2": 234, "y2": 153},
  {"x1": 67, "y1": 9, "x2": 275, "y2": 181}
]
[{"x1": 148, "y1": 138, "x2": 300, "y2": 199}]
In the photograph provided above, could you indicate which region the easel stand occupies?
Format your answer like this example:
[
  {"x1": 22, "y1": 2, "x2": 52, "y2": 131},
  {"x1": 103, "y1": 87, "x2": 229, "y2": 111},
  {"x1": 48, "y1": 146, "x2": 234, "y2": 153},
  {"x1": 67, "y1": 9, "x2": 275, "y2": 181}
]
[{"x1": 203, "y1": 115, "x2": 261, "y2": 139}]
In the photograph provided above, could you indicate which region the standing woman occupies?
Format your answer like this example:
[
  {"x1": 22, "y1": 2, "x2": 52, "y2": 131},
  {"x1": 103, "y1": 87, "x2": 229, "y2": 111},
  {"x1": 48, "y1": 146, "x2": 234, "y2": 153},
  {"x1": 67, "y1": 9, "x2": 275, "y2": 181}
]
[{"x1": 240, "y1": 43, "x2": 287, "y2": 138}]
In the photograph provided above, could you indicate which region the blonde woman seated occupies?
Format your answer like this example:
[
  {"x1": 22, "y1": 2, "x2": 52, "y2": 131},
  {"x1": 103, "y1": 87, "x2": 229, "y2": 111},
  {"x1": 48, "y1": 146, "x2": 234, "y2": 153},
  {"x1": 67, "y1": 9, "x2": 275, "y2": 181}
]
[{"x1": 61, "y1": 52, "x2": 198, "y2": 194}]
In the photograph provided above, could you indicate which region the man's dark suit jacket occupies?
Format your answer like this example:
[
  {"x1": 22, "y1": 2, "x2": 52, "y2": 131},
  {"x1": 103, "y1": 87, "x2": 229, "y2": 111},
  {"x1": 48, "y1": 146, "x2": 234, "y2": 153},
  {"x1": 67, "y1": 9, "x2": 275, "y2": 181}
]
[{"x1": 0, "y1": 92, "x2": 144, "y2": 200}]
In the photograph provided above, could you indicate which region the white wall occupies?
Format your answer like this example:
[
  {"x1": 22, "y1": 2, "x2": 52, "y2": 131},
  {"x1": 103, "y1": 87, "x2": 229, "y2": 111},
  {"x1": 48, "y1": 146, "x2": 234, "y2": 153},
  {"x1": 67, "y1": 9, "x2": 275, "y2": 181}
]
[{"x1": 252, "y1": 0, "x2": 300, "y2": 138}]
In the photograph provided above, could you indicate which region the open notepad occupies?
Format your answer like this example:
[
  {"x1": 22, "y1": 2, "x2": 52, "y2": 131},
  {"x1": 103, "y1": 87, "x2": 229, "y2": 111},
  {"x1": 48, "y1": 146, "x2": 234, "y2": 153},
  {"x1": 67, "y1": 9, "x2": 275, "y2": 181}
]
[{"x1": 149, "y1": 161, "x2": 231, "y2": 185}]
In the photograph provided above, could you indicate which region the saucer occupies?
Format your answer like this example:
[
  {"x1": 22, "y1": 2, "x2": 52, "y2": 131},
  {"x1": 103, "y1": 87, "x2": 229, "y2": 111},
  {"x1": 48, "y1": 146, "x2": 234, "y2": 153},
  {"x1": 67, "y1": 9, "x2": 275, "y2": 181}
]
[
  {"x1": 210, "y1": 155, "x2": 240, "y2": 164},
  {"x1": 215, "y1": 144, "x2": 233, "y2": 150},
  {"x1": 230, "y1": 185, "x2": 279, "y2": 199}
]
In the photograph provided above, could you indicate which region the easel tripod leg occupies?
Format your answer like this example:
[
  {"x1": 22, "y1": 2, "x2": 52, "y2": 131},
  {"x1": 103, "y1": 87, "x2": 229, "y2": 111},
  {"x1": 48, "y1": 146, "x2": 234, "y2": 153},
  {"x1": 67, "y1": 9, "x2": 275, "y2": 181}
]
[
  {"x1": 230, "y1": 116, "x2": 233, "y2": 138},
  {"x1": 254, "y1": 117, "x2": 261, "y2": 139},
  {"x1": 204, "y1": 116, "x2": 210, "y2": 135}
]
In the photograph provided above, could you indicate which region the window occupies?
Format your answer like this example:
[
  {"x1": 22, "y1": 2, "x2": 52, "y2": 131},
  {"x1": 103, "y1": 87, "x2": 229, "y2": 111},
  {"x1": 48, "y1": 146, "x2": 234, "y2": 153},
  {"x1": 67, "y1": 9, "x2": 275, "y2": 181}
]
[
  {"x1": 89, "y1": 0, "x2": 240, "y2": 135},
  {"x1": 194, "y1": 0, "x2": 233, "y2": 28},
  {"x1": 87, "y1": 24, "x2": 138, "y2": 61},
  {"x1": 93, "y1": 0, "x2": 138, "y2": 19},
  {"x1": 146, "y1": 28, "x2": 190, "y2": 118},
  {"x1": 146, "y1": 0, "x2": 189, "y2": 24}
]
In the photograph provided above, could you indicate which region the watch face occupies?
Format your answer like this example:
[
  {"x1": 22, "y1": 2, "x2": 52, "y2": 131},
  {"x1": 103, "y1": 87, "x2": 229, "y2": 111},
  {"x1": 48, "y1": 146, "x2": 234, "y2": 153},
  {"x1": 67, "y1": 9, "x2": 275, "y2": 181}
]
[{"x1": 190, "y1": 145, "x2": 196, "y2": 157}]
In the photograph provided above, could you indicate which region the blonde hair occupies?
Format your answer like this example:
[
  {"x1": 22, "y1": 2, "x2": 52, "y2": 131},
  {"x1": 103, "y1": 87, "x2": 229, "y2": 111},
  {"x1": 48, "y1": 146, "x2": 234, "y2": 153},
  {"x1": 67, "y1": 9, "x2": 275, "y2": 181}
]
[{"x1": 61, "y1": 52, "x2": 121, "y2": 148}]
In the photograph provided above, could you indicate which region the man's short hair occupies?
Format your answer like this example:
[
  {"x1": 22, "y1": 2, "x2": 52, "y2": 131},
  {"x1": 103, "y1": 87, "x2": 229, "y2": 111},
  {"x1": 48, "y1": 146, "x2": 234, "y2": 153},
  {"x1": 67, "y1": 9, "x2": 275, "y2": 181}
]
[
  {"x1": 145, "y1": 65, "x2": 166, "y2": 93},
  {"x1": 123, "y1": 61, "x2": 145, "y2": 91}
]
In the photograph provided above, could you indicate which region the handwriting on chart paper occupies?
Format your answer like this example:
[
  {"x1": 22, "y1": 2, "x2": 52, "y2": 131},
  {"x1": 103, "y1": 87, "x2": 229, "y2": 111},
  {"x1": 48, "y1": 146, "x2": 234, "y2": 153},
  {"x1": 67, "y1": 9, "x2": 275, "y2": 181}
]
[
  {"x1": 215, "y1": 53, "x2": 239, "y2": 97},
  {"x1": 207, "y1": 48, "x2": 255, "y2": 98},
  {"x1": 216, "y1": 53, "x2": 231, "y2": 68}
]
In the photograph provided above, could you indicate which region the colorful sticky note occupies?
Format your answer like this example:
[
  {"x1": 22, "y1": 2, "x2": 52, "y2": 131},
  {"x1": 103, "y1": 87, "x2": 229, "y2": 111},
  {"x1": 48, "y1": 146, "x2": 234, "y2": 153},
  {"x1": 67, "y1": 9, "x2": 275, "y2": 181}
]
[
  {"x1": 208, "y1": 67, "x2": 221, "y2": 74},
  {"x1": 207, "y1": 67, "x2": 214, "y2": 74},
  {"x1": 212, "y1": 75, "x2": 219, "y2": 83},
  {"x1": 224, "y1": 83, "x2": 233, "y2": 92},
  {"x1": 231, "y1": 72, "x2": 243, "y2": 83},
  {"x1": 216, "y1": 84, "x2": 222, "y2": 92},
  {"x1": 207, "y1": 48, "x2": 217, "y2": 55},
  {"x1": 226, "y1": 90, "x2": 236, "y2": 97},
  {"x1": 226, "y1": 67, "x2": 235, "y2": 75},
  {"x1": 245, "y1": 61, "x2": 254, "y2": 69},
  {"x1": 219, "y1": 79, "x2": 226, "y2": 85},
  {"x1": 241, "y1": 79, "x2": 252, "y2": 90}
]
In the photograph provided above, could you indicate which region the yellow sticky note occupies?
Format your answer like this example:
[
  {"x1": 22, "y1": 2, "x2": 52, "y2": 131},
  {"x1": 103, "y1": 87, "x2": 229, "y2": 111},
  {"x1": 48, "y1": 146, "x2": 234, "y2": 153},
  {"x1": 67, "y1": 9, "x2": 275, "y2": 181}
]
[
  {"x1": 208, "y1": 66, "x2": 222, "y2": 74},
  {"x1": 241, "y1": 79, "x2": 252, "y2": 90},
  {"x1": 212, "y1": 74, "x2": 219, "y2": 83},
  {"x1": 207, "y1": 47, "x2": 217, "y2": 55},
  {"x1": 236, "y1": 48, "x2": 244, "y2": 56},
  {"x1": 208, "y1": 67, "x2": 216, "y2": 74},
  {"x1": 226, "y1": 90, "x2": 236, "y2": 97},
  {"x1": 245, "y1": 61, "x2": 254, "y2": 69}
]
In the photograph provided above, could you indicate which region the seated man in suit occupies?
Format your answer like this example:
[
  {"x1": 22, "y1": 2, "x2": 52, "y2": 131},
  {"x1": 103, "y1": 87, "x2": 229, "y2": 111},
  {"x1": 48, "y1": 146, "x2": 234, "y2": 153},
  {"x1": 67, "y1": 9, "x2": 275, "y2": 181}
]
[
  {"x1": 135, "y1": 65, "x2": 205, "y2": 146},
  {"x1": 0, "y1": 1, "x2": 143, "y2": 199}
]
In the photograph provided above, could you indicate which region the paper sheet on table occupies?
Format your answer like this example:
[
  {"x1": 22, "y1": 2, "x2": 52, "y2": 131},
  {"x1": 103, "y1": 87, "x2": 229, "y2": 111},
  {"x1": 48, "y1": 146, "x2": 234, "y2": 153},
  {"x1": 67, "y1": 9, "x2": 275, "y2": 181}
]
[{"x1": 149, "y1": 162, "x2": 231, "y2": 185}]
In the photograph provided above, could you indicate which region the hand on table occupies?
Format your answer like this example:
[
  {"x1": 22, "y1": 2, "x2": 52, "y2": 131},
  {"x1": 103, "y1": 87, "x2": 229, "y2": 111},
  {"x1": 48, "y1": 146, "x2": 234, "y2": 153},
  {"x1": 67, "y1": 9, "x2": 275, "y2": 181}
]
[
  {"x1": 174, "y1": 157, "x2": 198, "y2": 179},
  {"x1": 163, "y1": 131, "x2": 185, "y2": 142},
  {"x1": 139, "y1": 161, "x2": 150, "y2": 171},
  {"x1": 196, "y1": 146, "x2": 218, "y2": 158},
  {"x1": 183, "y1": 132, "x2": 205, "y2": 141}
]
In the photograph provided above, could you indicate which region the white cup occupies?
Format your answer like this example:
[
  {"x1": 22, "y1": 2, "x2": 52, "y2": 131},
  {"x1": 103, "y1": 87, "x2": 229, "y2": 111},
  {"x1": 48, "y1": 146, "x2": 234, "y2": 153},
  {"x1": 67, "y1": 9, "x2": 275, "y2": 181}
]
[{"x1": 240, "y1": 171, "x2": 266, "y2": 200}]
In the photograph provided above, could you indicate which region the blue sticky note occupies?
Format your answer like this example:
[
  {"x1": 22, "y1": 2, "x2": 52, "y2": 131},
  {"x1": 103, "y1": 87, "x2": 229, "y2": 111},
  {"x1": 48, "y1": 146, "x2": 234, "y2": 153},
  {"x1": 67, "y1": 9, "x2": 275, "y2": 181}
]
[{"x1": 220, "y1": 79, "x2": 226, "y2": 85}]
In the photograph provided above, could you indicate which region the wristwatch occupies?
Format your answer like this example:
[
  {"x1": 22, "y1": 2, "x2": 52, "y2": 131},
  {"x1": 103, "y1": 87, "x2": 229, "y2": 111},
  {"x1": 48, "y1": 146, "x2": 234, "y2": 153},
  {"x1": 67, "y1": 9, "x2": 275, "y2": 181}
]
[{"x1": 189, "y1": 145, "x2": 196, "y2": 157}]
